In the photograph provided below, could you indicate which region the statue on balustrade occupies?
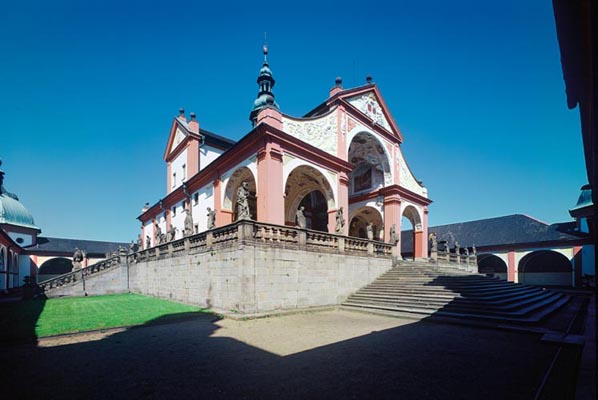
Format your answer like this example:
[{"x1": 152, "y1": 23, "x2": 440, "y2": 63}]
[
  {"x1": 137, "y1": 234, "x2": 143, "y2": 251},
  {"x1": 129, "y1": 241, "x2": 135, "y2": 254},
  {"x1": 145, "y1": 235, "x2": 151, "y2": 249},
  {"x1": 335, "y1": 207, "x2": 345, "y2": 233},
  {"x1": 168, "y1": 225, "x2": 177, "y2": 242},
  {"x1": 367, "y1": 222, "x2": 374, "y2": 240},
  {"x1": 454, "y1": 241, "x2": 460, "y2": 255},
  {"x1": 184, "y1": 209, "x2": 194, "y2": 237},
  {"x1": 464, "y1": 247, "x2": 470, "y2": 257},
  {"x1": 472, "y1": 244, "x2": 477, "y2": 256},
  {"x1": 155, "y1": 223, "x2": 163, "y2": 244},
  {"x1": 236, "y1": 181, "x2": 252, "y2": 220},
  {"x1": 72, "y1": 248, "x2": 84, "y2": 271},
  {"x1": 429, "y1": 232, "x2": 438, "y2": 252},
  {"x1": 389, "y1": 224, "x2": 399, "y2": 245},
  {"x1": 296, "y1": 206, "x2": 306, "y2": 229},
  {"x1": 207, "y1": 207, "x2": 216, "y2": 230}
]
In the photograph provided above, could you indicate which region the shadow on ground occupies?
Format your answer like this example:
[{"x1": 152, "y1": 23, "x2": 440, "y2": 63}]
[{"x1": 0, "y1": 302, "x2": 585, "y2": 400}]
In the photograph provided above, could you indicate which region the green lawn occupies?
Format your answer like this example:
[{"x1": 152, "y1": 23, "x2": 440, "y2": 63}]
[{"x1": 0, "y1": 293, "x2": 210, "y2": 341}]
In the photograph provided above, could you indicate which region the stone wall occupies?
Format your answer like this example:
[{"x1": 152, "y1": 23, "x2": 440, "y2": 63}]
[
  {"x1": 129, "y1": 242, "x2": 391, "y2": 314},
  {"x1": 45, "y1": 264, "x2": 128, "y2": 298}
]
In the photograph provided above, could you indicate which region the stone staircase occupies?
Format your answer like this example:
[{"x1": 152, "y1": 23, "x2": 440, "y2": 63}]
[{"x1": 342, "y1": 262, "x2": 569, "y2": 324}]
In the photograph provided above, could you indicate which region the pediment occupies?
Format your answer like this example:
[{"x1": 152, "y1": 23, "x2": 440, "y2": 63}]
[
  {"x1": 346, "y1": 92, "x2": 392, "y2": 132},
  {"x1": 172, "y1": 127, "x2": 187, "y2": 151}
]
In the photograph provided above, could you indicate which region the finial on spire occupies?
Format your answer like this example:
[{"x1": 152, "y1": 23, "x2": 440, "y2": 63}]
[{"x1": 263, "y1": 32, "x2": 268, "y2": 63}]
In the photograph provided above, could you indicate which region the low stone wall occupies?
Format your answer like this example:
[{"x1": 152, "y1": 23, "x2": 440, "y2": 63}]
[
  {"x1": 129, "y1": 242, "x2": 391, "y2": 314},
  {"x1": 42, "y1": 221, "x2": 393, "y2": 314},
  {"x1": 44, "y1": 265, "x2": 128, "y2": 298}
]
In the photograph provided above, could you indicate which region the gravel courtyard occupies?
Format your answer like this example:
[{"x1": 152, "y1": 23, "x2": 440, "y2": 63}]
[{"x1": 4, "y1": 309, "x2": 561, "y2": 399}]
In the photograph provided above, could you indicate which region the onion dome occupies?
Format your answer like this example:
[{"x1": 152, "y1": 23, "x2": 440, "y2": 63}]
[
  {"x1": 249, "y1": 42, "x2": 279, "y2": 126},
  {"x1": 0, "y1": 160, "x2": 39, "y2": 230}
]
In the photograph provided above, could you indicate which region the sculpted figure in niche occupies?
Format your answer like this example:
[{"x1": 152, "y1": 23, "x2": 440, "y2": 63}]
[
  {"x1": 236, "y1": 181, "x2": 252, "y2": 220},
  {"x1": 184, "y1": 209, "x2": 194, "y2": 237},
  {"x1": 207, "y1": 207, "x2": 216, "y2": 230},
  {"x1": 72, "y1": 248, "x2": 84, "y2": 271},
  {"x1": 335, "y1": 207, "x2": 345, "y2": 233},
  {"x1": 296, "y1": 206, "x2": 306, "y2": 229},
  {"x1": 367, "y1": 222, "x2": 374, "y2": 240}
]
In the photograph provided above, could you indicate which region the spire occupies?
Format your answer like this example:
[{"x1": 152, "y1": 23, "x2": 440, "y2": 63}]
[{"x1": 249, "y1": 37, "x2": 279, "y2": 126}]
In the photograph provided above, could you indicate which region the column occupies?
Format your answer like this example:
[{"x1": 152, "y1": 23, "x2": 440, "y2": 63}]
[{"x1": 257, "y1": 141, "x2": 285, "y2": 225}]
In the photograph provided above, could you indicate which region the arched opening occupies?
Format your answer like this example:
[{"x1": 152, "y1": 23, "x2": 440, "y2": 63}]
[
  {"x1": 401, "y1": 205, "x2": 422, "y2": 259},
  {"x1": 285, "y1": 165, "x2": 335, "y2": 232},
  {"x1": 12, "y1": 254, "x2": 19, "y2": 288},
  {"x1": 223, "y1": 167, "x2": 257, "y2": 222},
  {"x1": 348, "y1": 132, "x2": 391, "y2": 194},
  {"x1": 38, "y1": 257, "x2": 73, "y2": 282},
  {"x1": 349, "y1": 207, "x2": 383, "y2": 240},
  {"x1": 477, "y1": 254, "x2": 508, "y2": 280},
  {"x1": 518, "y1": 250, "x2": 572, "y2": 286}
]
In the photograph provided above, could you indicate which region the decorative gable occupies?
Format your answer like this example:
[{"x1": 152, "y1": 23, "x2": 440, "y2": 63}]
[
  {"x1": 172, "y1": 127, "x2": 186, "y2": 152},
  {"x1": 346, "y1": 93, "x2": 392, "y2": 132}
]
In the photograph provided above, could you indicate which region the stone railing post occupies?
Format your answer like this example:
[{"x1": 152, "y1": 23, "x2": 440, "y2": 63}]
[
  {"x1": 238, "y1": 220, "x2": 254, "y2": 241},
  {"x1": 168, "y1": 243, "x2": 174, "y2": 256},
  {"x1": 367, "y1": 241, "x2": 374, "y2": 255},
  {"x1": 338, "y1": 237, "x2": 345, "y2": 253},
  {"x1": 297, "y1": 229, "x2": 307, "y2": 246},
  {"x1": 155, "y1": 246, "x2": 160, "y2": 258},
  {"x1": 431, "y1": 248, "x2": 438, "y2": 262},
  {"x1": 184, "y1": 237, "x2": 190, "y2": 251},
  {"x1": 206, "y1": 231, "x2": 214, "y2": 247},
  {"x1": 392, "y1": 242, "x2": 402, "y2": 263}
]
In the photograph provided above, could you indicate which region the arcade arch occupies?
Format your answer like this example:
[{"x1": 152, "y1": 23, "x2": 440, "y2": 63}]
[
  {"x1": 477, "y1": 254, "x2": 508, "y2": 279},
  {"x1": 518, "y1": 250, "x2": 572, "y2": 286},
  {"x1": 401, "y1": 205, "x2": 422, "y2": 258},
  {"x1": 39, "y1": 257, "x2": 72, "y2": 276},
  {"x1": 349, "y1": 206, "x2": 383, "y2": 240},
  {"x1": 348, "y1": 132, "x2": 391, "y2": 194},
  {"x1": 284, "y1": 165, "x2": 335, "y2": 232},
  {"x1": 223, "y1": 167, "x2": 257, "y2": 221}
]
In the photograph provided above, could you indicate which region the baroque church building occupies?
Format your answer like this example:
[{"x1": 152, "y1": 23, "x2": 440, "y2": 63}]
[{"x1": 138, "y1": 46, "x2": 431, "y2": 259}]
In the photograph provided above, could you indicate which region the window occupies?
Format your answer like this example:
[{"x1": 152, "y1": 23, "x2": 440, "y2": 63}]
[
  {"x1": 182, "y1": 164, "x2": 186, "y2": 180},
  {"x1": 194, "y1": 224, "x2": 199, "y2": 234},
  {"x1": 172, "y1": 205, "x2": 177, "y2": 217},
  {"x1": 172, "y1": 172, "x2": 177, "y2": 188},
  {"x1": 193, "y1": 192, "x2": 199, "y2": 205}
]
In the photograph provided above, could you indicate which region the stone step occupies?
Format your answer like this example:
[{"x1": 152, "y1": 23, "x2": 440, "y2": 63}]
[{"x1": 342, "y1": 295, "x2": 569, "y2": 324}]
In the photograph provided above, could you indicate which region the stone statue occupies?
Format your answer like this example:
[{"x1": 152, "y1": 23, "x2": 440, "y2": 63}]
[
  {"x1": 207, "y1": 207, "x2": 216, "y2": 230},
  {"x1": 454, "y1": 241, "x2": 460, "y2": 255},
  {"x1": 145, "y1": 235, "x2": 151, "y2": 249},
  {"x1": 155, "y1": 223, "x2": 162, "y2": 244},
  {"x1": 464, "y1": 247, "x2": 470, "y2": 257},
  {"x1": 335, "y1": 207, "x2": 345, "y2": 233},
  {"x1": 137, "y1": 234, "x2": 143, "y2": 250},
  {"x1": 389, "y1": 224, "x2": 398, "y2": 245},
  {"x1": 367, "y1": 222, "x2": 374, "y2": 240},
  {"x1": 72, "y1": 248, "x2": 83, "y2": 271},
  {"x1": 296, "y1": 206, "x2": 306, "y2": 229},
  {"x1": 472, "y1": 244, "x2": 477, "y2": 256},
  {"x1": 429, "y1": 232, "x2": 437, "y2": 252},
  {"x1": 444, "y1": 241, "x2": 451, "y2": 253},
  {"x1": 129, "y1": 241, "x2": 135, "y2": 254},
  {"x1": 236, "y1": 181, "x2": 252, "y2": 220},
  {"x1": 168, "y1": 225, "x2": 177, "y2": 242},
  {"x1": 184, "y1": 208, "x2": 194, "y2": 236}
]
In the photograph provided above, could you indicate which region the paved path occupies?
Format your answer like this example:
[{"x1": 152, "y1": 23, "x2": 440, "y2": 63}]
[{"x1": 4, "y1": 310, "x2": 561, "y2": 399}]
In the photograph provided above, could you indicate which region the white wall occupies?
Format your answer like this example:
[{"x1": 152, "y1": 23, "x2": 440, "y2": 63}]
[
  {"x1": 170, "y1": 148, "x2": 188, "y2": 191},
  {"x1": 200, "y1": 145, "x2": 224, "y2": 171},
  {"x1": 7, "y1": 231, "x2": 33, "y2": 247},
  {"x1": 191, "y1": 185, "x2": 215, "y2": 233}
]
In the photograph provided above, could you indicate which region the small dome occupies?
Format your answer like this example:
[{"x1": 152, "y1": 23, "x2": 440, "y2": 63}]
[
  {"x1": 259, "y1": 64, "x2": 272, "y2": 76},
  {"x1": 0, "y1": 193, "x2": 39, "y2": 230}
]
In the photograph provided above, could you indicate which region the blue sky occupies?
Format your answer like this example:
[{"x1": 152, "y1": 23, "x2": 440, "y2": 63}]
[{"x1": 0, "y1": 0, "x2": 586, "y2": 242}]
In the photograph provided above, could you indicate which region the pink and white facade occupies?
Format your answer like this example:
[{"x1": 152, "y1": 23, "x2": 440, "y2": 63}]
[{"x1": 139, "y1": 53, "x2": 431, "y2": 259}]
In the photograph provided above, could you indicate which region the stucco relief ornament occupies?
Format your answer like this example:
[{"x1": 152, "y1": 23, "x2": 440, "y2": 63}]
[{"x1": 283, "y1": 113, "x2": 337, "y2": 154}]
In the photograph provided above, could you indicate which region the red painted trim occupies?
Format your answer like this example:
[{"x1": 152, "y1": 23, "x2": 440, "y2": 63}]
[{"x1": 508, "y1": 251, "x2": 515, "y2": 282}]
